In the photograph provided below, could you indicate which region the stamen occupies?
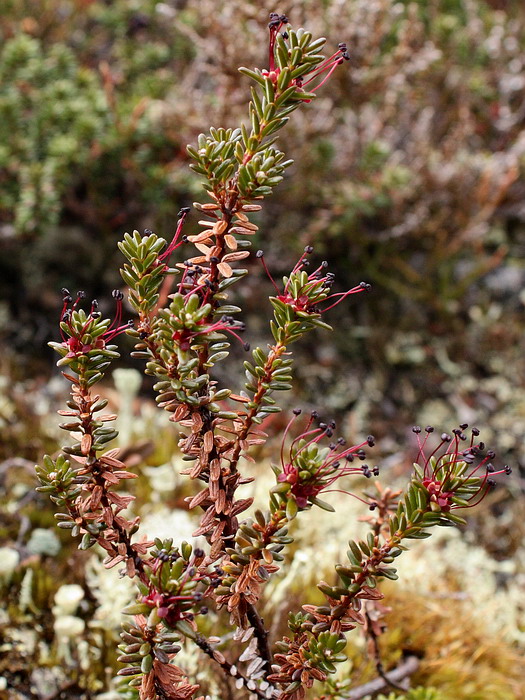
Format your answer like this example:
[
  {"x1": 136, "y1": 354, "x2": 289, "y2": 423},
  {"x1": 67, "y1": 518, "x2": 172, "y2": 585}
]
[
  {"x1": 321, "y1": 284, "x2": 369, "y2": 312},
  {"x1": 281, "y1": 411, "x2": 302, "y2": 469},
  {"x1": 159, "y1": 207, "x2": 190, "y2": 263},
  {"x1": 256, "y1": 250, "x2": 281, "y2": 294},
  {"x1": 321, "y1": 488, "x2": 373, "y2": 506},
  {"x1": 302, "y1": 57, "x2": 344, "y2": 91},
  {"x1": 302, "y1": 49, "x2": 345, "y2": 82},
  {"x1": 290, "y1": 427, "x2": 325, "y2": 459}
]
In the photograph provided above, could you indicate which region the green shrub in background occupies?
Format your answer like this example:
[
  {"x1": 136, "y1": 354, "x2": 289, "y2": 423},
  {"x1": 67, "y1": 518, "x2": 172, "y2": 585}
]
[
  {"x1": 0, "y1": 34, "x2": 109, "y2": 236},
  {"x1": 0, "y1": 2, "x2": 191, "y2": 241},
  {"x1": 2, "y1": 0, "x2": 524, "y2": 255}
]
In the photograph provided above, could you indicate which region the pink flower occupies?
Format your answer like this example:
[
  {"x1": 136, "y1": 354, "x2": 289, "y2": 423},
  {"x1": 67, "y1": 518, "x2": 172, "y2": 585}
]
[
  {"x1": 276, "y1": 410, "x2": 377, "y2": 509},
  {"x1": 264, "y1": 13, "x2": 349, "y2": 100},
  {"x1": 257, "y1": 246, "x2": 370, "y2": 318},
  {"x1": 412, "y1": 424, "x2": 512, "y2": 511},
  {"x1": 170, "y1": 314, "x2": 248, "y2": 352},
  {"x1": 59, "y1": 289, "x2": 132, "y2": 358}
]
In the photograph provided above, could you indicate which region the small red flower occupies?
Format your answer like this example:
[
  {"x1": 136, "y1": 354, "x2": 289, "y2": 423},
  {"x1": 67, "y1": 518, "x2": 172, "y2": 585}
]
[
  {"x1": 264, "y1": 13, "x2": 349, "y2": 100},
  {"x1": 412, "y1": 424, "x2": 512, "y2": 511},
  {"x1": 59, "y1": 289, "x2": 132, "y2": 358},
  {"x1": 139, "y1": 550, "x2": 208, "y2": 627},
  {"x1": 257, "y1": 246, "x2": 370, "y2": 317},
  {"x1": 276, "y1": 410, "x2": 377, "y2": 509},
  {"x1": 170, "y1": 314, "x2": 248, "y2": 353}
]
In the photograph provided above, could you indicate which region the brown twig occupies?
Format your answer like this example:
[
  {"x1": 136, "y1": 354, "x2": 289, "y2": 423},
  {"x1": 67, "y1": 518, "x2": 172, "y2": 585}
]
[
  {"x1": 346, "y1": 655, "x2": 420, "y2": 699},
  {"x1": 365, "y1": 609, "x2": 407, "y2": 693},
  {"x1": 194, "y1": 633, "x2": 272, "y2": 699},
  {"x1": 246, "y1": 602, "x2": 272, "y2": 670}
]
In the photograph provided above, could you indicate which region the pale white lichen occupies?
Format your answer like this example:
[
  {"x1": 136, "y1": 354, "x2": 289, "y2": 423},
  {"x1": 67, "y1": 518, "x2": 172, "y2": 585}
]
[
  {"x1": 143, "y1": 460, "x2": 181, "y2": 499},
  {"x1": 54, "y1": 614, "x2": 85, "y2": 639},
  {"x1": 113, "y1": 368, "x2": 143, "y2": 445},
  {"x1": 0, "y1": 546, "x2": 20, "y2": 583},
  {"x1": 53, "y1": 583, "x2": 84, "y2": 616},
  {"x1": 85, "y1": 556, "x2": 135, "y2": 633},
  {"x1": 140, "y1": 505, "x2": 204, "y2": 547},
  {"x1": 395, "y1": 527, "x2": 525, "y2": 645},
  {"x1": 27, "y1": 527, "x2": 61, "y2": 556},
  {"x1": 54, "y1": 615, "x2": 86, "y2": 665}
]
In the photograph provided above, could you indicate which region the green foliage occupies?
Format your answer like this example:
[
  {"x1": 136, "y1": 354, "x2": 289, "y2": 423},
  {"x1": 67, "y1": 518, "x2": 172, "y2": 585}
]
[
  {"x1": 0, "y1": 34, "x2": 108, "y2": 235},
  {"x1": 117, "y1": 616, "x2": 183, "y2": 689},
  {"x1": 0, "y1": 1, "x2": 193, "y2": 241},
  {"x1": 119, "y1": 230, "x2": 171, "y2": 314}
]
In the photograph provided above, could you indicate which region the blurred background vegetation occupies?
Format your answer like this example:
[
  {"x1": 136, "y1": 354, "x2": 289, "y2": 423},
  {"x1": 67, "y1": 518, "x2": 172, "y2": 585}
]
[{"x1": 0, "y1": 0, "x2": 524, "y2": 698}]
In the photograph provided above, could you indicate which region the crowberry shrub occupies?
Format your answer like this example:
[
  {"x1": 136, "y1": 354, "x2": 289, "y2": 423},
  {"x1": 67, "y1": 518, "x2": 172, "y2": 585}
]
[{"x1": 37, "y1": 13, "x2": 510, "y2": 700}]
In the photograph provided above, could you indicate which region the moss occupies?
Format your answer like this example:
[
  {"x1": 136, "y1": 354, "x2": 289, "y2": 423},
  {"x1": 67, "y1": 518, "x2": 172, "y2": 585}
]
[{"x1": 379, "y1": 586, "x2": 524, "y2": 700}]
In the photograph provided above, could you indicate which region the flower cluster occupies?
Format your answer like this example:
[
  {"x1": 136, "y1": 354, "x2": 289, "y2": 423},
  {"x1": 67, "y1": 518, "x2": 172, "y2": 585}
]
[
  {"x1": 211, "y1": 413, "x2": 376, "y2": 632},
  {"x1": 274, "y1": 410, "x2": 377, "y2": 512},
  {"x1": 268, "y1": 424, "x2": 514, "y2": 699},
  {"x1": 56, "y1": 288, "x2": 132, "y2": 362},
  {"x1": 258, "y1": 247, "x2": 370, "y2": 321},
  {"x1": 40, "y1": 293, "x2": 153, "y2": 577},
  {"x1": 164, "y1": 293, "x2": 248, "y2": 354},
  {"x1": 137, "y1": 541, "x2": 210, "y2": 629},
  {"x1": 265, "y1": 12, "x2": 350, "y2": 100},
  {"x1": 412, "y1": 424, "x2": 512, "y2": 513}
]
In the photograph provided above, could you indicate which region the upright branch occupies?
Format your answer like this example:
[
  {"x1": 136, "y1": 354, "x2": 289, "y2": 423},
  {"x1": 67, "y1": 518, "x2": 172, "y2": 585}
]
[
  {"x1": 38, "y1": 289, "x2": 149, "y2": 578},
  {"x1": 214, "y1": 412, "x2": 376, "y2": 631},
  {"x1": 118, "y1": 17, "x2": 352, "y2": 572},
  {"x1": 40, "y1": 13, "x2": 357, "y2": 700}
]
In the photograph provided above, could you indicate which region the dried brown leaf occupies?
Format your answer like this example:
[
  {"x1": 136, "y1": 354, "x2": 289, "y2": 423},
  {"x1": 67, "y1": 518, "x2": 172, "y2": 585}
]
[
  {"x1": 188, "y1": 231, "x2": 213, "y2": 243},
  {"x1": 223, "y1": 251, "x2": 250, "y2": 262},
  {"x1": 224, "y1": 234, "x2": 237, "y2": 250},
  {"x1": 217, "y1": 261, "x2": 233, "y2": 277},
  {"x1": 213, "y1": 220, "x2": 228, "y2": 235},
  {"x1": 81, "y1": 433, "x2": 92, "y2": 455}
]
